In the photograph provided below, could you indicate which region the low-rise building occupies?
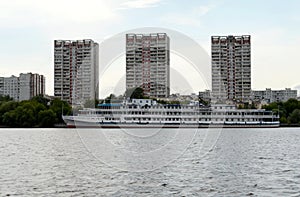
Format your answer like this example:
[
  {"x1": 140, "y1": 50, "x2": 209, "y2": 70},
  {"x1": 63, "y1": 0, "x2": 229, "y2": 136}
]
[
  {"x1": 252, "y1": 88, "x2": 297, "y2": 103},
  {"x1": 127, "y1": 99, "x2": 157, "y2": 107}
]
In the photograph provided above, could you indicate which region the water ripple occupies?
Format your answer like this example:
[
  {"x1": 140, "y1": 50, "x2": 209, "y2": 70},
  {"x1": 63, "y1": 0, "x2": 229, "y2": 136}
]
[{"x1": 0, "y1": 128, "x2": 299, "y2": 196}]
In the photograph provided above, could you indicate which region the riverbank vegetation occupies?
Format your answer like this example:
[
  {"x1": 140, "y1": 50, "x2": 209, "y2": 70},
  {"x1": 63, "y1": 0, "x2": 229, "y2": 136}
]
[
  {"x1": 0, "y1": 95, "x2": 71, "y2": 128},
  {"x1": 262, "y1": 98, "x2": 300, "y2": 125}
]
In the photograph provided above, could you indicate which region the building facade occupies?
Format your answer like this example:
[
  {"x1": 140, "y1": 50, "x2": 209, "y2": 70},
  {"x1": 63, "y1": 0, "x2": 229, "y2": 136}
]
[
  {"x1": 252, "y1": 88, "x2": 297, "y2": 103},
  {"x1": 211, "y1": 35, "x2": 251, "y2": 103},
  {"x1": 126, "y1": 33, "x2": 170, "y2": 98},
  {"x1": 0, "y1": 77, "x2": 4, "y2": 96},
  {"x1": 0, "y1": 73, "x2": 45, "y2": 101},
  {"x1": 19, "y1": 73, "x2": 45, "y2": 101},
  {"x1": 3, "y1": 75, "x2": 19, "y2": 101},
  {"x1": 54, "y1": 39, "x2": 99, "y2": 105},
  {"x1": 19, "y1": 73, "x2": 31, "y2": 101}
]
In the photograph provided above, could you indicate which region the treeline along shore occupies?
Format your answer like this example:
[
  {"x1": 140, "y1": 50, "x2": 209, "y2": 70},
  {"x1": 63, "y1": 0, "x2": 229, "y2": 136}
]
[
  {"x1": 262, "y1": 98, "x2": 300, "y2": 127},
  {"x1": 0, "y1": 94, "x2": 300, "y2": 128},
  {"x1": 0, "y1": 95, "x2": 71, "y2": 128}
]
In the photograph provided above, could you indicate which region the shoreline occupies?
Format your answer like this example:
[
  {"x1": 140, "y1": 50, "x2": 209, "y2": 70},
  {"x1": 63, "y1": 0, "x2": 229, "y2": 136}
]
[{"x1": 0, "y1": 124, "x2": 299, "y2": 129}]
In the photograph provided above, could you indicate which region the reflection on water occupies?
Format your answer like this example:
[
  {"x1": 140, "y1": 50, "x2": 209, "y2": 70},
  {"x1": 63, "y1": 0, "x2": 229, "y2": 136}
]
[{"x1": 0, "y1": 128, "x2": 299, "y2": 196}]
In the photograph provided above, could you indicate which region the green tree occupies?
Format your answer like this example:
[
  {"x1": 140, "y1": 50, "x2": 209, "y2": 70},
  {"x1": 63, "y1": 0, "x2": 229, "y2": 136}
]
[
  {"x1": 3, "y1": 105, "x2": 35, "y2": 127},
  {"x1": 280, "y1": 116, "x2": 287, "y2": 124},
  {"x1": 283, "y1": 99, "x2": 300, "y2": 116},
  {"x1": 0, "y1": 96, "x2": 71, "y2": 127},
  {"x1": 125, "y1": 87, "x2": 146, "y2": 99},
  {"x1": 49, "y1": 98, "x2": 72, "y2": 123},
  {"x1": 0, "y1": 101, "x2": 18, "y2": 124},
  {"x1": 2, "y1": 110, "x2": 16, "y2": 126},
  {"x1": 0, "y1": 95, "x2": 12, "y2": 102},
  {"x1": 262, "y1": 99, "x2": 300, "y2": 125},
  {"x1": 104, "y1": 94, "x2": 117, "y2": 103},
  {"x1": 154, "y1": 99, "x2": 167, "y2": 104},
  {"x1": 169, "y1": 100, "x2": 181, "y2": 104},
  {"x1": 38, "y1": 109, "x2": 57, "y2": 127},
  {"x1": 288, "y1": 109, "x2": 300, "y2": 124},
  {"x1": 31, "y1": 95, "x2": 50, "y2": 107},
  {"x1": 262, "y1": 102, "x2": 278, "y2": 111},
  {"x1": 20, "y1": 101, "x2": 46, "y2": 126},
  {"x1": 17, "y1": 106, "x2": 35, "y2": 127}
]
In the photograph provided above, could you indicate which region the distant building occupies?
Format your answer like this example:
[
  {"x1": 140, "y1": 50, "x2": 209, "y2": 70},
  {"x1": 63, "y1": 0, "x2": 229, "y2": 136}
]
[
  {"x1": 167, "y1": 93, "x2": 199, "y2": 103},
  {"x1": 3, "y1": 75, "x2": 19, "y2": 101},
  {"x1": 211, "y1": 35, "x2": 251, "y2": 103},
  {"x1": 19, "y1": 73, "x2": 45, "y2": 101},
  {"x1": 126, "y1": 33, "x2": 170, "y2": 98},
  {"x1": 128, "y1": 98, "x2": 157, "y2": 107},
  {"x1": 54, "y1": 39, "x2": 99, "y2": 105},
  {"x1": 0, "y1": 73, "x2": 45, "y2": 101},
  {"x1": 0, "y1": 77, "x2": 4, "y2": 96},
  {"x1": 252, "y1": 88, "x2": 297, "y2": 103}
]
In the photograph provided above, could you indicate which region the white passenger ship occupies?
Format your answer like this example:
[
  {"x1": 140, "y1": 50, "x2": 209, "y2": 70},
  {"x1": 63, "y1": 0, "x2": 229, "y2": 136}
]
[{"x1": 63, "y1": 99, "x2": 279, "y2": 128}]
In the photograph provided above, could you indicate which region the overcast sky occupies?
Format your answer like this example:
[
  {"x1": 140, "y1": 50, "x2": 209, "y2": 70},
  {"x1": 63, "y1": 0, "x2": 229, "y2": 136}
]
[{"x1": 0, "y1": 0, "x2": 299, "y2": 98}]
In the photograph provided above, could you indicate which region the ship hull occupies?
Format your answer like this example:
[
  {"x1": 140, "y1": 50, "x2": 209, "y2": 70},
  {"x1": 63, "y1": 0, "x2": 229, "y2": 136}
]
[{"x1": 63, "y1": 117, "x2": 280, "y2": 129}]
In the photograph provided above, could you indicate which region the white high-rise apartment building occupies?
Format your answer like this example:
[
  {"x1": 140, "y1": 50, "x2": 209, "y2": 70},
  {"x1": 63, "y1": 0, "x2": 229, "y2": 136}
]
[
  {"x1": 211, "y1": 35, "x2": 251, "y2": 103},
  {"x1": 126, "y1": 33, "x2": 170, "y2": 98},
  {"x1": 54, "y1": 39, "x2": 99, "y2": 105}
]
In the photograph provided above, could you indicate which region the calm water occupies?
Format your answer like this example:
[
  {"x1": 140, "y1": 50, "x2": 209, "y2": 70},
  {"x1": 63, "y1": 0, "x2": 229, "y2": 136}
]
[{"x1": 0, "y1": 128, "x2": 300, "y2": 196}]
